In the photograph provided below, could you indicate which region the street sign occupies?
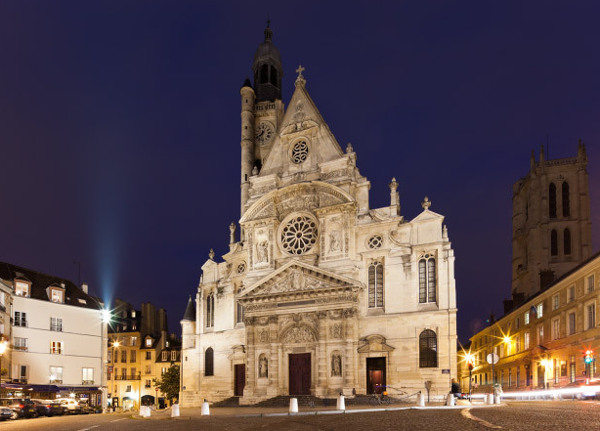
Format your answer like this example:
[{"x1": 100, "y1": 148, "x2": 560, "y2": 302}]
[
  {"x1": 441, "y1": 369, "x2": 450, "y2": 374},
  {"x1": 487, "y1": 353, "x2": 499, "y2": 365}
]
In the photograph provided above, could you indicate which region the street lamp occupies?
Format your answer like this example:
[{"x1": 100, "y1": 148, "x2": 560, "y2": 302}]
[
  {"x1": 464, "y1": 352, "x2": 474, "y2": 400},
  {"x1": 101, "y1": 309, "x2": 112, "y2": 413}
]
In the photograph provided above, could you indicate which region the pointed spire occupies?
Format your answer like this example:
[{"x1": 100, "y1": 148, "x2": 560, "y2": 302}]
[
  {"x1": 264, "y1": 18, "x2": 272, "y2": 42},
  {"x1": 540, "y1": 143, "x2": 545, "y2": 163},
  {"x1": 530, "y1": 149, "x2": 535, "y2": 170},
  {"x1": 182, "y1": 295, "x2": 196, "y2": 321}
]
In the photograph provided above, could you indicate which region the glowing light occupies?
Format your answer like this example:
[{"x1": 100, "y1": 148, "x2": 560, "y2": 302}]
[
  {"x1": 101, "y1": 309, "x2": 112, "y2": 323},
  {"x1": 0, "y1": 341, "x2": 8, "y2": 355},
  {"x1": 503, "y1": 336, "x2": 511, "y2": 344},
  {"x1": 113, "y1": 340, "x2": 120, "y2": 348}
]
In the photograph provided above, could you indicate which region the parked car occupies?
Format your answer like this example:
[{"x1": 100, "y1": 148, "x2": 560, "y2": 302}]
[
  {"x1": 8, "y1": 399, "x2": 37, "y2": 419},
  {"x1": 0, "y1": 407, "x2": 12, "y2": 421},
  {"x1": 563, "y1": 379, "x2": 600, "y2": 399},
  {"x1": 56, "y1": 398, "x2": 81, "y2": 414},
  {"x1": 31, "y1": 399, "x2": 64, "y2": 416},
  {"x1": 78, "y1": 401, "x2": 91, "y2": 414}
]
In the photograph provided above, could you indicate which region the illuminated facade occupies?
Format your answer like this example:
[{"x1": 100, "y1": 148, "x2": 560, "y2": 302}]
[
  {"x1": 465, "y1": 253, "x2": 600, "y2": 392},
  {"x1": 107, "y1": 301, "x2": 180, "y2": 410},
  {"x1": 180, "y1": 25, "x2": 457, "y2": 406},
  {"x1": 0, "y1": 262, "x2": 105, "y2": 404}
]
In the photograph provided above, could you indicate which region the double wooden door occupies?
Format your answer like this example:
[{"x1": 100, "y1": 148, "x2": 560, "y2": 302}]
[{"x1": 289, "y1": 353, "x2": 311, "y2": 395}]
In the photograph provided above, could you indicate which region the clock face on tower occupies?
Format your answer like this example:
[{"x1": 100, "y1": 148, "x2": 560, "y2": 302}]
[{"x1": 255, "y1": 122, "x2": 274, "y2": 145}]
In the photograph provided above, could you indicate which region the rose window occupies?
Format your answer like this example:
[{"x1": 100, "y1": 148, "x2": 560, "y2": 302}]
[
  {"x1": 290, "y1": 141, "x2": 309, "y2": 164},
  {"x1": 281, "y1": 215, "x2": 318, "y2": 255},
  {"x1": 367, "y1": 235, "x2": 383, "y2": 249},
  {"x1": 237, "y1": 262, "x2": 246, "y2": 273}
]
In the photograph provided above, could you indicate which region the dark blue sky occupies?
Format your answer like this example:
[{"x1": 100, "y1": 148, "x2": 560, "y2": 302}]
[{"x1": 0, "y1": 1, "x2": 598, "y2": 341}]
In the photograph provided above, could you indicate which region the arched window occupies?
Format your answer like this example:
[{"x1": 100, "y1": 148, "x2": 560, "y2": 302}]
[
  {"x1": 418, "y1": 255, "x2": 436, "y2": 303},
  {"x1": 368, "y1": 261, "x2": 384, "y2": 308},
  {"x1": 270, "y1": 66, "x2": 278, "y2": 86},
  {"x1": 204, "y1": 347, "x2": 214, "y2": 376},
  {"x1": 550, "y1": 230, "x2": 558, "y2": 256},
  {"x1": 549, "y1": 183, "x2": 557, "y2": 218},
  {"x1": 260, "y1": 64, "x2": 269, "y2": 84},
  {"x1": 419, "y1": 329, "x2": 438, "y2": 368},
  {"x1": 564, "y1": 228, "x2": 571, "y2": 255},
  {"x1": 562, "y1": 182, "x2": 570, "y2": 217},
  {"x1": 206, "y1": 293, "x2": 215, "y2": 328}
]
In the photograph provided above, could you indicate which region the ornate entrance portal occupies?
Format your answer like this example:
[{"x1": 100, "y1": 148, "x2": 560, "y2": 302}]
[{"x1": 289, "y1": 353, "x2": 311, "y2": 395}]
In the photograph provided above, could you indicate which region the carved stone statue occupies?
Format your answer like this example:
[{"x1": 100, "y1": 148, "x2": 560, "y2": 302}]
[
  {"x1": 331, "y1": 354, "x2": 342, "y2": 377},
  {"x1": 256, "y1": 240, "x2": 269, "y2": 263},
  {"x1": 290, "y1": 269, "x2": 306, "y2": 290},
  {"x1": 329, "y1": 230, "x2": 342, "y2": 252},
  {"x1": 259, "y1": 355, "x2": 268, "y2": 378},
  {"x1": 229, "y1": 222, "x2": 236, "y2": 244}
]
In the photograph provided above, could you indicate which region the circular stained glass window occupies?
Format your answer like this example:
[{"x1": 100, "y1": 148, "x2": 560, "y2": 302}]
[
  {"x1": 367, "y1": 235, "x2": 383, "y2": 249},
  {"x1": 291, "y1": 141, "x2": 309, "y2": 164},
  {"x1": 237, "y1": 262, "x2": 246, "y2": 273},
  {"x1": 281, "y1": 214, "x2": 318, "y2": 255}
]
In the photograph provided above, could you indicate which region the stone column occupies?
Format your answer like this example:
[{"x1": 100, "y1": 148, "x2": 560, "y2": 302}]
[
  {"x1": 344, "y1": 308, "x2": 357, "y2": 391},
  {"x1": 267, "y1": 315, "x2": 279, "y2": 397},
  {"x1": 316, "y1": 311, "x2": 328, "y2": 397},
  {"x1": 244, "y1": 318, "x2": 256, "y2": 399}
]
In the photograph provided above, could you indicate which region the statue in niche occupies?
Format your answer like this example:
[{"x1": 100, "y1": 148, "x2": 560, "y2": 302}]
[
  {"x1": 331, "y1": 354, "x2": 342, "y2": 377},
  {"x1": 259, "y1": 355, "x2": 268, "y2": 378},
  {"x1": 329, "y1": 230, "x2": 342, "y2": 252},
  {"x1": 256, "y1": 240, "x2": 269, "y2": 263}
]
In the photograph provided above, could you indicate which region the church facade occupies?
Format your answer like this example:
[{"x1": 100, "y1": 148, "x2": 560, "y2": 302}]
[{"x1": 180, "y1": 26, "x2": 457, "y2": 406}]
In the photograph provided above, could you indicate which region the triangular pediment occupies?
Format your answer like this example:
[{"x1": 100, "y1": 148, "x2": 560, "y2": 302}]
[
  {"x1": 260, "y1": 80, "x2": 344, "y2": 177},
  {"x1": 239, "y1": 260, "x2": 360, "y2": 300},
  {"x1": 411, "y1": 208, "x2": 444, "y2": 223}
]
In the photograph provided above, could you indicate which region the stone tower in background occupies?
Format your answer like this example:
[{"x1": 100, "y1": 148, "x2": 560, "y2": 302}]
[{"x1": 511, "y1": 141, "x2": 591, "y2": 300}]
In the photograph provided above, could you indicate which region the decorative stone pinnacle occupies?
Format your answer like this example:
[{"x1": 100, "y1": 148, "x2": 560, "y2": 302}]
[
  {"x1": 209, "y1": 248, "x2": 215, "y2": 260},
  {"x1": 252, "y1": 166, "x2": 258, "y2": 176},
  {"x1": 295, "y1": 64, "x2": 306, "y2": 86},
  {"x1": 389, "y1": 177, "x2": 398, "y2": 191},
  {"x1": 229, "y1": 222, "x2": 236, "y2": 244},
  {"x1": 346, "y1": 142, "x2": 354, "y2": 153},
  {"x1": 422, "y1": 196, "x2": 431, "y2": 210}
]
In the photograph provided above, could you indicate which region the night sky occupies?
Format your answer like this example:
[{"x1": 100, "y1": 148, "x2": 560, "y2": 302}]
[{"x1": 1, "y1": 1, "x2": 598, "y2": 342}]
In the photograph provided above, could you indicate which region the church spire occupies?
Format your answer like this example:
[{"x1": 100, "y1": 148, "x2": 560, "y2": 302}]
[{"x1": 252, "y1": 21, "x2": 283, "y2": 102}]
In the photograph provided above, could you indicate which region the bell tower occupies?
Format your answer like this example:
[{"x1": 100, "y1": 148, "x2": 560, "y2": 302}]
[
  {"x1": 511, "y1": 141, "x2": 592, "y2": 299},
  {"x1": 240, "y1": 23, "x2": 285, "y2": 218}
]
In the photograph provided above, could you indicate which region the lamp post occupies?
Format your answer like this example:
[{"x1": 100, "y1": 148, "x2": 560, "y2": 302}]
[
  {"x1": 111, "y1": 340, "x2": 120, "y2": 411},
  {"x1": 101, "y1": 310, "x2": 111, "y2": 413},
  {"x1": 0, "y1": 340, "x2": 7, "y2": 396}
]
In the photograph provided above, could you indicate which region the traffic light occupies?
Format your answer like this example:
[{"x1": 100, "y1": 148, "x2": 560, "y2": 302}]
[
  {"x1": 468, "y1": 360, "x2": 474, "y2": 371},
  {"x1": 584, "y1": 349, "x2": 594, "y2": 364}
]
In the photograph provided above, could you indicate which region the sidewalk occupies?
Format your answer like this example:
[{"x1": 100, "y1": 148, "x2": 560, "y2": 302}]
[{"x1": 141, "y1": 399, "x2": 487, "y2": 420}]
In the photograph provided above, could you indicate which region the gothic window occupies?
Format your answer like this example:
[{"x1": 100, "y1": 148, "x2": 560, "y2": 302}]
[
  {"x1": 367, "y1": 235, "x2": 383, "y2": 249},
  {"x1": 236, "y1": 302, "x2": 244, "y2": 324},
  {"x1": 205, "y1": 347, "x2": 214, "y2": 376},
  {"x1": 550, "y1": 230, "x2": 558, "y2": 256},
  {"x1": 280, "y1": 214, "x2": 318, "y2": 255},
  {"x1": 564, "y1": 228, "x2": 571, "y2": 255},
  {"x1": 549, "y1": 183, "x2": 557, "y2": 218},
  {"x1": 206, "y1": 293, "x2": 215, "y2": 328},
  {"x1": 419, "y1": 329, "x2": 438, "y2": 368},
  {"x1": 368, "y1": 261, "x2": 384, "y2": 308},
  {"x1": 260, "y1": 64, "x2": 268, "y2": 84},
  {"x1": 418, "y1": 254, "x2": 436, "y2": 303},
  {"x1": 562, "y1": 182, "x2": 570, "y2": 217},
  {"x1": 290, "y1": 140, "x2": 309, "y2": 164}
]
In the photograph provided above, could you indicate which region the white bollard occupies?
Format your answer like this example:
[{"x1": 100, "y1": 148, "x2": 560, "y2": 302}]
[
  {"x1": 171, "y1": 403, "x2": 180, "y2": 417},
  {"x1": 494, "y1": 394, "x2": 501, "y2": 404},
  {"x1": 446, "y1": 393, "x2": 455, "y2": 406},
  {"x1": 486, "y1": 394, "x2": 493, "y2": 405},
  {"x1": 336, "y1": 393, "x2": 345, "y2": 410},
  {"x1": 289, "y1": 397, "x2": 298, "y2": 414},
  {"x1": 417, "y1": 392, "x2": 425, "y2": 407},
  {"x1": 201, "y1": 399, "x2": 210, "y2": 416}
]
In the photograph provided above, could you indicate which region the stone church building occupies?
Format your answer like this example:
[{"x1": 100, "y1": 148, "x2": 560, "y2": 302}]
[{"x1": 180, "y1": 25, "x2": 457, "y2": 406}]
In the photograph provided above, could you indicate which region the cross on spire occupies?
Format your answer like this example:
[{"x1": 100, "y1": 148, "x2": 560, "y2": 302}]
[{"x1": 296, "y1": 64, "x2": 305, "y2": 77}]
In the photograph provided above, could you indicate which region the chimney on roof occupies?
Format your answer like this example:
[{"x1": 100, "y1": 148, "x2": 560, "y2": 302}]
[{"x1": 81, "y1": 283, "x2": 88, "y2": 294}]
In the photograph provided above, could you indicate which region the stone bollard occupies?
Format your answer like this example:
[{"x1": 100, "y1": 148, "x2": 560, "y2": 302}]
[
  {"x1": 171, "y1": 403, "x2": 180, "y2": 417},
  {"x1": 336, "y1": 393, "x2": 345, "y2": 411},
  {"x1": 446, "y1": 393, "x2": 455, "y2": 406},
  {"x1": 494, "y1": 394, "x2": 501, "y2": 404},
  {"x1": 201, "y1": 399, "x2": 210, "y2": 416},
  {"x1": 417, "y1": 392, "x2": 425, "y2": 407},
  {"x1": 486, "y1": 394, "x2": 493, "y2": 405},
  {"x1": 289, "y1": 397, "x2": 298, "y2": 414}
]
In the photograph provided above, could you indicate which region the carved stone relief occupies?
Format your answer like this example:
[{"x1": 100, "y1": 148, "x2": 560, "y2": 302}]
[
  {"x1": 329, "y1": 323, "x2": 342, "y2": 339},
  {"x1": 281, "y1": 325, "x2": 316, "y2": 344},
  {"x1": 258, "y1": 328, "x2": 270, "y2": 344}
]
